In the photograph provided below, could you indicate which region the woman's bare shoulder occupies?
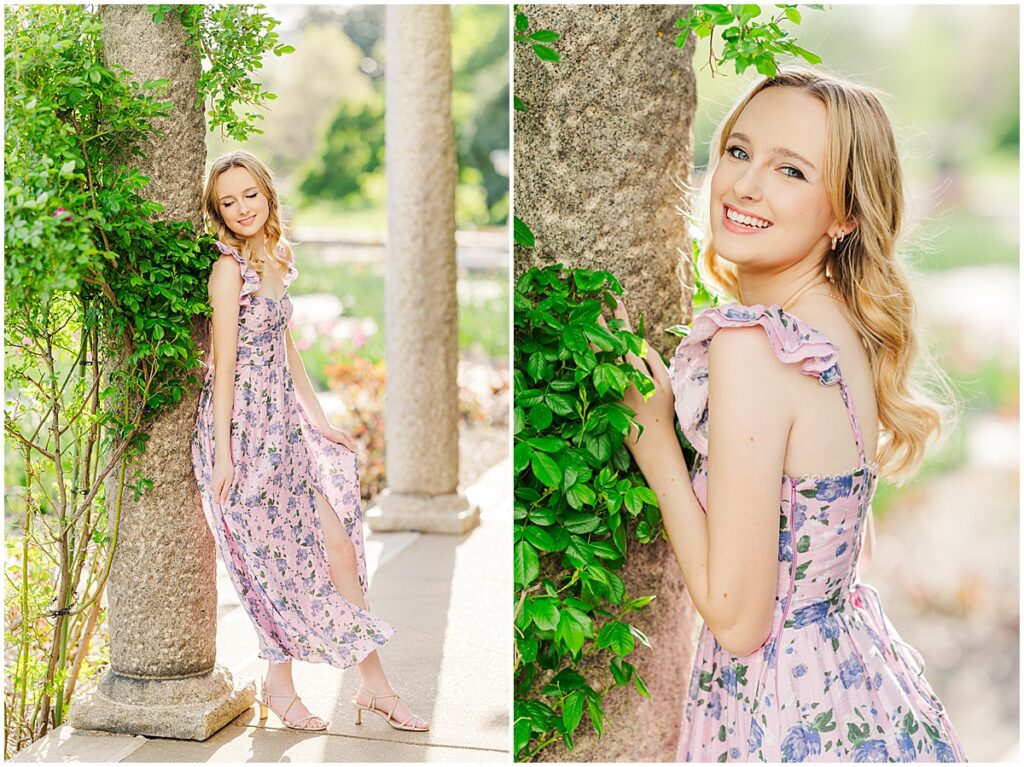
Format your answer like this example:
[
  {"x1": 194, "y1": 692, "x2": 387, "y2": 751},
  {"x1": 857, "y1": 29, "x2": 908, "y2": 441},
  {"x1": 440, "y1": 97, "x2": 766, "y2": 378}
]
[
  {"x1": 209, "y1": 255, "x2": 243, "y2": 297},
  {"x1": 707, "y1": 324, "x2": 798, "y2": 412}
]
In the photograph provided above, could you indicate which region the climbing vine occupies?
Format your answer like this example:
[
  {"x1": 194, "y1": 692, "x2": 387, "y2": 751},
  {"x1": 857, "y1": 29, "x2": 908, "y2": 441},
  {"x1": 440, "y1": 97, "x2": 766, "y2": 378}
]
[
  {"x1": 513, "y1": 265, "x2": 684, "y2": 760},
  {"x1": 150, "y1": 3, "x2": 293, "y2": 141},
  {"x1": 3, "y1": 4, "x2": 286, "y2": 756},
  {"x1": 677, "y1": 4, "x2": 824, "y2": 76}
]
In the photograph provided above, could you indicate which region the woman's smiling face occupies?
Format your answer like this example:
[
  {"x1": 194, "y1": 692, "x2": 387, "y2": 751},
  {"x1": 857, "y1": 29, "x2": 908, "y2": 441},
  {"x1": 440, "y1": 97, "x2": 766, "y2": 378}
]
[
  {"x1": 215, "y1": 165, "x2": 270, "y2": 240},
  {"x1": 709, "y1": 86, "x2": 839, "y2": 273}
]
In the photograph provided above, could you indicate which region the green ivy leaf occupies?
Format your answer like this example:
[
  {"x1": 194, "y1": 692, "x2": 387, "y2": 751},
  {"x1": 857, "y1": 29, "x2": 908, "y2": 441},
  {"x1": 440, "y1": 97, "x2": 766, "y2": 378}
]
[
  {"x1": 633, "y1": 669, "x2": 651, "y2": 698},
  {"x1": 562, "y1": 689, "x2": 585, "y2": 733},
  {"x1": 530, "y1": 450, "x2": 562, "y2": 488},
  {"x1": 525, "y1": 525, "x2": 560, "y2": 552},
  {"x1": 528, "y1": 403, "x2": 553, "y2": 430},
  {"x1": 597, "y1": 621, "x2": 635, "y2": 657},
  {"x1": 532, "y1": 44, "x2": 560, "y2": 62},
  {"x1": 518, "y1": 635, "x2": 539, "y2": 663},
  {"x1": 556, "y1": 609, "x2": 585, "y2": 654},
  {"x1": 514, "y1": 540, "x2": 540, "y2": 587},
  {"x1": 513, "y1": 441, "x2": 533, "y2": 472},
  {"x1": 529, "y1": 598, "x2": 560, "y2": 631},
  {"x1": 609, "y1": 657, "x2": 632, "y2": 686},
  {"x1": 513, "y1": 215, "x2": 535, "y2": 248},
  {"x1": 527, "y1": 436, "x2": 565, "y2": 453},
  {"x1": 529, "y1": 29, "x2": 560, "y2": 42},
  {"x1": 587, "y1": 697, "x2": 604, "y2": 736},
  {"x1": 514, "y1": 716, "x2": 532, "y2": 753}
]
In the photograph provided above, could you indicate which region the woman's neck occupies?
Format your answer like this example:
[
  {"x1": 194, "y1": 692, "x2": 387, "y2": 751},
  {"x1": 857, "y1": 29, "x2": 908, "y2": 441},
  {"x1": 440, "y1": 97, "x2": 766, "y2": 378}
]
[
  {"x1": 243, "y1": 233, "x2": 268, "y2": 261},
  {"x1": 735, "y1": 259, "x2": 829, "y2": 310}
]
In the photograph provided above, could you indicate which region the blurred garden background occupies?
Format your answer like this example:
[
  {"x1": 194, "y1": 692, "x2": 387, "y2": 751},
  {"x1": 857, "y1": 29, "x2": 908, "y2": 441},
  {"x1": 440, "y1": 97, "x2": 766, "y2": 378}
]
[
  {"x1": 690, "y1": 5, "x2": 1018, "y2": 760},
  {"x1": 208, "y1": 3, "x2": 510, "y2": 499}
]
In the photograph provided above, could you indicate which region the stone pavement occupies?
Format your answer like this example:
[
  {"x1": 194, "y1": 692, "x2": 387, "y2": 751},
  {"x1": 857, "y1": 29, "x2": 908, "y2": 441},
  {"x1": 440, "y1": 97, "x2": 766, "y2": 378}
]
[{"x1": 14, "y1": 458, "x2": 511, "y2": 763}]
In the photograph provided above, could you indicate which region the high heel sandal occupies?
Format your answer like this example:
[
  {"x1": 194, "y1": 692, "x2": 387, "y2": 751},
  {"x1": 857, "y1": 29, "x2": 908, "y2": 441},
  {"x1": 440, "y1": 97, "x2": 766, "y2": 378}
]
[
  {"x1": 352, "y1": 686, "x2": 430, "y2": 732},
  {"x1": 257, "y1": 680, "x2": 329, "y2": 731}
]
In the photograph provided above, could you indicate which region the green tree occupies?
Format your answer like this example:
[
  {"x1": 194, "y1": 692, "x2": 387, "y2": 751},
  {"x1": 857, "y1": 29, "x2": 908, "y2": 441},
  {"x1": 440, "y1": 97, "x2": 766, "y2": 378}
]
[{"x1": 298, "y1": 96, "x2": 384, "y2": 206}]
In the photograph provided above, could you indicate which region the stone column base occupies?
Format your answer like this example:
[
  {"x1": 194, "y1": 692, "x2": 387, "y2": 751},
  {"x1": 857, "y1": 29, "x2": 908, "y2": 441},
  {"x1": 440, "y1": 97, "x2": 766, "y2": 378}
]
[
  {"x1": 366, "y1": 490, "x2": 480, "y2": 534},
  {"x1": 69, "y1": 664, "x2": 254, "y2": 741}
]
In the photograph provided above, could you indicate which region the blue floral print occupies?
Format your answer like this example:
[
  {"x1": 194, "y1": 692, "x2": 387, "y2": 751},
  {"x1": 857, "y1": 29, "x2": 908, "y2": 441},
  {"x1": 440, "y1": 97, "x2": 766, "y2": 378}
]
[
  {"x1": 852, "y1": 739, "x2": 889, "y2": 762},
  {"x1": 781, "y1": 723, "x2": 821, "y2": 762},
  {"x1": 670, "y1": 305, "x2": 966, "y2": 762}
]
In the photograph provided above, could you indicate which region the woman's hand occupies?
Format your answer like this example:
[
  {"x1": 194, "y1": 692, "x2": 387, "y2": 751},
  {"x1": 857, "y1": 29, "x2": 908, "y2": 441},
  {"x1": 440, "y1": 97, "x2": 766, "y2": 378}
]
[
  {"x1": 321, "y1": 424, "x2": 358, "y2": 451},
  {"x1": 212, "y1": 457, "x2": 234, "y2": 504},
  {"x1": 612, "y1": 300, "x2": 681, "y2": 474}
]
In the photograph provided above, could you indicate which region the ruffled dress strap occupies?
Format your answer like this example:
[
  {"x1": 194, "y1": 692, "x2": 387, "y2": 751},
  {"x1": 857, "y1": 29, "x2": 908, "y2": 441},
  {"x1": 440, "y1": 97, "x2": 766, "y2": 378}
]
[
  {"x1": 667, "y1": 303, "x2": 841, "y2": 456},
  {"x1": 280, "y1": 244, "x2": 298, "y2": 290},
  {"x1": 214, "y1": 240, "x2": 297, "y2": 302},
  {"x1": 214, "y1": 240, "x2": 261, "y2": 304}
]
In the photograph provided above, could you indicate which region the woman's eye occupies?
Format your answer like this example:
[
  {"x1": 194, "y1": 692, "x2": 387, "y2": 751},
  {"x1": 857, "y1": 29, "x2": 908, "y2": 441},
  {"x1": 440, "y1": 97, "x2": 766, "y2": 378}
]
[
  {"x1": 726, "y1": 145, "x2": 748, "y2": 161},
  {"x1": 223, "y1": 202, "x2": 232, "y2": 208},
  {"x1": 246, "y1": 193, "x2": 258, "y2": 199},
  {"x1": 781, "y1": 166, "x2": 805, "y2": 180}
]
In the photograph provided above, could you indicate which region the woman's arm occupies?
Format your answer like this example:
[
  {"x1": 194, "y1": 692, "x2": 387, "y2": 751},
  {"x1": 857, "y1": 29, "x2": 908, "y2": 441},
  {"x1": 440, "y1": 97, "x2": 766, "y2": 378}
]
[
  {"x1": 617, "y1": 305, "x2": 789, "y2": 657},
  {"x1": 285, "y1": 331, "x2": 329, "y2": 430},
  {"x1": 209, "y1": 256, "x2": 242, "y2": 503},
  {"x1": 285, "y1": 331, "x2": 358, "y2": 450}
]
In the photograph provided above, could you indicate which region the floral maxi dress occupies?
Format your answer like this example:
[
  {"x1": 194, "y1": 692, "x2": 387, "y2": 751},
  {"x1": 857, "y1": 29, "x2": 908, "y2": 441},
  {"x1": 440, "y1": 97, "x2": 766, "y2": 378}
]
[
  {"x1": 192, "y1": 240, "x2": 394, "y2": 667},
  {"x1": 668, "y1": 304, "x2": 966, "y2": 762}
]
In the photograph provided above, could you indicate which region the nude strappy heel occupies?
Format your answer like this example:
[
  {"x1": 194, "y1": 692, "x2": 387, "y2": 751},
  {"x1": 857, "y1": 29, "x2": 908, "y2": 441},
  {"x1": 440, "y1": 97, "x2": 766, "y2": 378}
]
[
  {"x1": 258, "y1": 680, "x2": 329, "y2": 731},
  {"x1": 352, "y1": 686, "x2": 430, "y2": 731}
]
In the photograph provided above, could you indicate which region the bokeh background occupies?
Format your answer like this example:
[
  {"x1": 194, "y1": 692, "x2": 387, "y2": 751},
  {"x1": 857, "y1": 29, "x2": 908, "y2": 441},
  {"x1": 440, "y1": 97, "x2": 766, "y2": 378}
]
[
  {"x1": 690, "y1": 5, "x2": 1018, "y2": 760},
  {"x1": 207, "y1": 4, "x2": 511, "y2": 497}
]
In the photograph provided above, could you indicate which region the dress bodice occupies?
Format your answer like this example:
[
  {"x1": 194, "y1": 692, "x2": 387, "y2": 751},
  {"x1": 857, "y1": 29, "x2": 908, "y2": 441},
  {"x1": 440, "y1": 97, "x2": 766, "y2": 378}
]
[
  {"x1": 669, "y1": 303, "x2": 878, "y2": 615},
  {"x1": 209, "y1": 240, "x2": 298, "y2": 370}
]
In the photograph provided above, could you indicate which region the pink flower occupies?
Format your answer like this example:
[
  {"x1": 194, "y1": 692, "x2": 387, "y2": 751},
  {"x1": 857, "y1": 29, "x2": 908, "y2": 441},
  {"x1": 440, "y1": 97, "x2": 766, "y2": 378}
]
[{"x1": 51, "y1": 207, "x2": 73, "y2": 222}]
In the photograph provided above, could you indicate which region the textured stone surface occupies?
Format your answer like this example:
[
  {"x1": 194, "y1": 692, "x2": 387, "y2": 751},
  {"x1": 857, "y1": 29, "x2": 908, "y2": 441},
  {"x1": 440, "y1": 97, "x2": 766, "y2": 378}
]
[
  {"x1": 99, "y1": 5, "x2": 217, "y2": 679},
  {"x1": 100, "y1": 5, "x2": 206, "y2": 224},
  {"x1": 9, "y1": 724, "x2": 146, "y2": 763},
  {"x1": 105, "y1": 387, "x2": 218, "y2": 677},
  {"x1": 377, "y1": 6, "x2": 478, "y2": 533},
  {"x1": 515, "y1": 6, "x2": 699, "y2": 761},
  {"x1": 69, "y1": 667, "x2": 254, "y2": 742},
  {"x1": 514, "y1": 4, "x2": 697, "y2": 359}
]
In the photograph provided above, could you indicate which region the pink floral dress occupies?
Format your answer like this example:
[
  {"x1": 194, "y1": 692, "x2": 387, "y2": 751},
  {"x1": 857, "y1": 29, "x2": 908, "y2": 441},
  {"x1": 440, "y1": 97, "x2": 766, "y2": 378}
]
[
  {"x1": 191, "y1": 240, "x2": 394, "y2": 667},
  {"x1": 668, "y1": 304, "x2": 966, "y2": 762}
]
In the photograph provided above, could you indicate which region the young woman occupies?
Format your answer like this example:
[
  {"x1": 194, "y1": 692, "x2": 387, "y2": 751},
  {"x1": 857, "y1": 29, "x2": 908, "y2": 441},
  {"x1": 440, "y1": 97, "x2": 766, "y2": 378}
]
[
  {"x1": 191, "y1": 150, "x2": 428, "y2": 733},
  {"x1": 616, "y1": 70, "x2": 966, "y2": 761}
]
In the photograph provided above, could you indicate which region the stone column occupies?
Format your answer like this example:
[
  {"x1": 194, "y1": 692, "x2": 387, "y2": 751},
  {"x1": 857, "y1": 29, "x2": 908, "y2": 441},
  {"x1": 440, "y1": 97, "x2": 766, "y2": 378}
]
[
  {"x1": 69, "y1": 6, "x2": 252, "y2": 740},
  {"x1": 367, "y1": 5, "x2": 478, "y2": 535},
  {"x1": 515, "y1": 6, "x2": 699, "y2": 761}
]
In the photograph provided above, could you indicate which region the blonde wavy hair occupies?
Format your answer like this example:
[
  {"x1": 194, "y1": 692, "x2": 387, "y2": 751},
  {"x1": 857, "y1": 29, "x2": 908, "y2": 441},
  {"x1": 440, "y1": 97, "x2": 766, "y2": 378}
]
[
  {"x1": 697, "y1": 67, "x2": 957, "y2": 484},
  {"x1": 201, "y1": 150, "x2": 293, "y2": 278}
]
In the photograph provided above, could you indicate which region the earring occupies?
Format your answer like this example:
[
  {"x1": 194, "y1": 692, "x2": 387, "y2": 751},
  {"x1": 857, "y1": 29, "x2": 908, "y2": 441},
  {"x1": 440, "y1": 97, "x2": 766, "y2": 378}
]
[{"x1": 830, "y1": 234, "x2": 838, "y2": 251}]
